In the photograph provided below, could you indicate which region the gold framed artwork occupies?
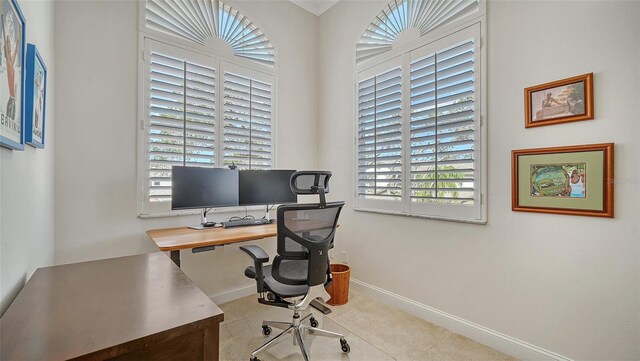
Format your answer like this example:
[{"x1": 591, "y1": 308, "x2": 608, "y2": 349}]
[
  {"x1": 512, "y1": 143, "x2": 614, "y2": 218},
  {"x1": 525, "y1": 73, "x2": 594, "y2": 128}
]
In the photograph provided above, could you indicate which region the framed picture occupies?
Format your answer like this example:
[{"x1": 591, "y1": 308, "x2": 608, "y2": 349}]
[
  {"x1": 24, "y1": 43, "x2": 46, "y2": 148},
  {"x1": 512, "y1": 143, "x2": 614, "y2": 218},
  {"x1": 0, "y1": 0, "x2": 26, "y2": 150},
  {"x1": 524, "y1": 73, "x2": 594, "y2": 128}
]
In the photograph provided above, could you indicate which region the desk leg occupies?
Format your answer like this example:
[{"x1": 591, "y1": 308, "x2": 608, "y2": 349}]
[{"x1": 170, "y1": 250, "x2": 181, "y2": 268}]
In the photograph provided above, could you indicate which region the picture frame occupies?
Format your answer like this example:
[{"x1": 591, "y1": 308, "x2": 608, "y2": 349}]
[
  {"x1": 512, "y1": 143, "x2": 614, "y2": 218},
  {"x1": 24, "y1": 43, "x2": 46, "y2": 148},
  {"x1": 524, "y1": 73, "x2": 594, "y2": 128},
  {"x1": 0, "y1": 0, "x2": 26, "y2": 150}
]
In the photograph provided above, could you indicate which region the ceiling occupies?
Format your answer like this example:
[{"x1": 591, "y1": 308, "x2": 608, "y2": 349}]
[{"x1": 288, "y1": 0, "x2": 340, "y2": 16}]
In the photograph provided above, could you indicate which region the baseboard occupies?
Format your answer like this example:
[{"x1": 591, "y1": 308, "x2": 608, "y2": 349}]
[
  {"x1": 209, "y1": 284, "x2": 255, "y2": 305},
  {"x1": 351, "y1": 279, "x2": 572, "y2": 361}
]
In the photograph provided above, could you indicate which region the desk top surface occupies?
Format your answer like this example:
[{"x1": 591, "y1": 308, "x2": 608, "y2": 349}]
[
  {"x1": 147, "y1": 223, "x2": 278, "y2": 251},
  {"x1": 0, "y1": 252, "x2": 224, "y2": 361}
]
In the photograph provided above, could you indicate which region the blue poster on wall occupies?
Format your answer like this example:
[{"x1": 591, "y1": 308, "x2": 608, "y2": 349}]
[{"x1": 25, "y1": 43, "x2": 46, "y2": 148}]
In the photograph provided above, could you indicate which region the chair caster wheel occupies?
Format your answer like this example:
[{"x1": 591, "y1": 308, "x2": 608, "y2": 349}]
[
  {"x1": 340, "y1": 338, "x2": 350, "y2": 353},
  {"x1": 250, "y1": 357, "x2": 260, "y2": 361},
  {"x1": 309, "y1": 317, "x2": 319, "y2": 328},
  {"x1": 261, "y1": 325, "x2": 271, "y2": 336}
]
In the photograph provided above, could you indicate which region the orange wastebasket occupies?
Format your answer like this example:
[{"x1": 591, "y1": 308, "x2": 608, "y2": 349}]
[{"x1": 326, "y1": 264, "x2": 350, "y2": 306}]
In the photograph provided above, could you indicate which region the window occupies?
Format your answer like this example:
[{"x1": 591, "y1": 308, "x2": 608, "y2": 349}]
[
  {"x1": 138, "y1": 1, "x2": 276, "y2": 216},
  {"x1": 145, "y1": 0, "x2": 275, "y2": 67},
  {"x1": 355, "y1": 0, "x2": 486, "y2": 223}
]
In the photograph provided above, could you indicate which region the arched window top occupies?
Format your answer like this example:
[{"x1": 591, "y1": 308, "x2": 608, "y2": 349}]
[
  {"x1": 357, "y1": 0, "x2": 481, "y2": 64},
  {"x1": 145, "y1": 0, "x2": 275, "y2": 67}
]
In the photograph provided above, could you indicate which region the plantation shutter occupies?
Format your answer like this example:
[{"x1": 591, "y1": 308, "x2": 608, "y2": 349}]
[
  {"x1": 144, "y1": 0, "x2": 276, "y2": 67},
  {"x1": 409, "y1": 38, "x2": 476, "y2": 205},
  {"x1": 148, "y1": 51, "x2": 216, "y2": 202},
  {"x1": 357, "y1": 65, "x2": 403, "y2": 202},
  {"x1": 356, "y1": 0, "x2": 482, "y2": 64},
  {"x1": 223, "y1": 71, "x2": 273, "y2": 170}
]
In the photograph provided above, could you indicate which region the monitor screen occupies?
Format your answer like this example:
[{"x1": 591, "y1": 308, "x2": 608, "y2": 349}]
[
  {"x1": 171, "y1": 166, "x2": 239, "y2": 210},
  {"x1": 239, "y1": 170, "x2": 298, "y2": 206}
]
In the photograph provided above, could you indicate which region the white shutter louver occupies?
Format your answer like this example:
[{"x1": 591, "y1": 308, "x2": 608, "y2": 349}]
[
  {"x1": 410, "y1": 39, "x2": 475, "y2": 204},
  {"x1": 357, "y1": 66, "x2": 403, "y2": 201},
  {"x1": 223, "y1": 71, "x2": 273, "y2": 170},
  {"x1": 148, "y1": 51, "x2": 216, "y2": 202}
]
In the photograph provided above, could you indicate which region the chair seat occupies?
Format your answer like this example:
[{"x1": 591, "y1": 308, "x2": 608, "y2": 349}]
[{"x1": 263, "y1": 264, "x2": 309, "y2": 298}]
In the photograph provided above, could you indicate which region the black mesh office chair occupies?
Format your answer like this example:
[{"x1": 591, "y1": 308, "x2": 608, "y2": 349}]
[{"x1": 240, "y1": 171, "x2": 349, "y2": 361}]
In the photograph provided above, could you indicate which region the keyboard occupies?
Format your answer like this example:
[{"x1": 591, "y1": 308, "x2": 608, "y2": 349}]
[{"x1": 221, "y1": 218, "x2": 272, "y2": 228}]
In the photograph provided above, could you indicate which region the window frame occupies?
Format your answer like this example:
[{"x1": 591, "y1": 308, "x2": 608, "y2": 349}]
[
  {"x1": 353, "y1": 19, "x2": 487, "y2": 224},
  {"x1": 137, "y1": 34, "x2": 278, "y2": 217}
]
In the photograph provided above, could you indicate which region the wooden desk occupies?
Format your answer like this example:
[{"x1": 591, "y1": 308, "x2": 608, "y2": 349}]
[
  {"x1": 0, "y1": 253, "x2": 224, "y2": 361},
  {"x1": 147, "y1": 223, "x2": 278, "y2": 267}
]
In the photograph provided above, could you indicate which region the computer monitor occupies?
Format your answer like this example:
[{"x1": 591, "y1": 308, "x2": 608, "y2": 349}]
[
  {"x1": 239, "y1": 170, "x2": 297, "y2": 206},
  {"x1": 171, "y1": 166, "x2": 239, "y2": 210}
]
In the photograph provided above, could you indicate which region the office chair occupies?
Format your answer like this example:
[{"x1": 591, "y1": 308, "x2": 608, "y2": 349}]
[{"x1": 240, "y1": 171, "x2": 349, "y2": 361}]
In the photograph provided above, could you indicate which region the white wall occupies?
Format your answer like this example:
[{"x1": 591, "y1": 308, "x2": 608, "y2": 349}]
[
  {"x1": 318, "y1": 1, "x2": 640, "y2": 360},
  {"x1": 0, "y1": 0, "x2": 55, "y2": 315},
  {"x1": 53, "y1": 0, "x2": 318, "y2": 297}
]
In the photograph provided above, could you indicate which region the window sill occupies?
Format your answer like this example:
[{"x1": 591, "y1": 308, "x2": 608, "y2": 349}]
[
  {"x1": 138, "y1": 205, "x2": 268, "y2": 219},
  {"x1": 353, "y1": 207, "x2": 487, "y2": 225}
]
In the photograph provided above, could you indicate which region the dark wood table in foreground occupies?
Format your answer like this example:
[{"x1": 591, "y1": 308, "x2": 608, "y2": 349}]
[{"x1": 0, "y1": 252, "x2": 224, "y2": 360}]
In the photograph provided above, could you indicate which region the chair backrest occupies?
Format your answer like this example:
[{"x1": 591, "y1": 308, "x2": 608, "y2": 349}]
[{"x1": 272, "y1": 171, "x2": 344, "y2": 287}]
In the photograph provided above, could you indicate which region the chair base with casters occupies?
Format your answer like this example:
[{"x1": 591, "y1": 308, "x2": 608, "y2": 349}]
[{"x1": 249, "y1": 285, "x2": 350, "y2": 361}]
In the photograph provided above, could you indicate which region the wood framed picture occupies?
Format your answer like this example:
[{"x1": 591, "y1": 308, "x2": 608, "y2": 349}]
[
  {"x1": 0, "y1": 0, "x2": 26, "y2": 150},
  {"x1": 524, "y1": 73, "x2": 594, "y2": 128},
  {"x1": 512, "y1": 143, "x2": 614, "y2": 218},
  {"x1": 24, "y1": 43, "x2": 47, "y2": 148}
]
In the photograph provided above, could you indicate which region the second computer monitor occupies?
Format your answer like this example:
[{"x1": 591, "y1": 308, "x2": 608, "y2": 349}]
[{"x1": 239, "y1": 169, "x2": 297, "y2": 206}]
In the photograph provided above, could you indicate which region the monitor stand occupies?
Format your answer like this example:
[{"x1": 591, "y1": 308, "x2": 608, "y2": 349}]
[
  {"x1": 188, "y1": 222, "x2": 218, "y2": 230},
  {"x1": 264, "y1": 205, "x2": 277, "y2": 224},
  {"x1": 188, "y1": 208, "x2": 219, "y2": 230}
]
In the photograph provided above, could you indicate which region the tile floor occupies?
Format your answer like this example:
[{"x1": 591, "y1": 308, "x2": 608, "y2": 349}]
[{"x1": 218, "y1": 289, "x2": 517, "y2": 361}]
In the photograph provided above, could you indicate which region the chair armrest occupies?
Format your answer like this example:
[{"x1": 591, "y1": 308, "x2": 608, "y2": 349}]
[
  {"x1": 240, "y1": 245, "x2": 269, "y2": 293},
  {"x1": 240, "y1": 245, "x2": 269, "y2": 263}
]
